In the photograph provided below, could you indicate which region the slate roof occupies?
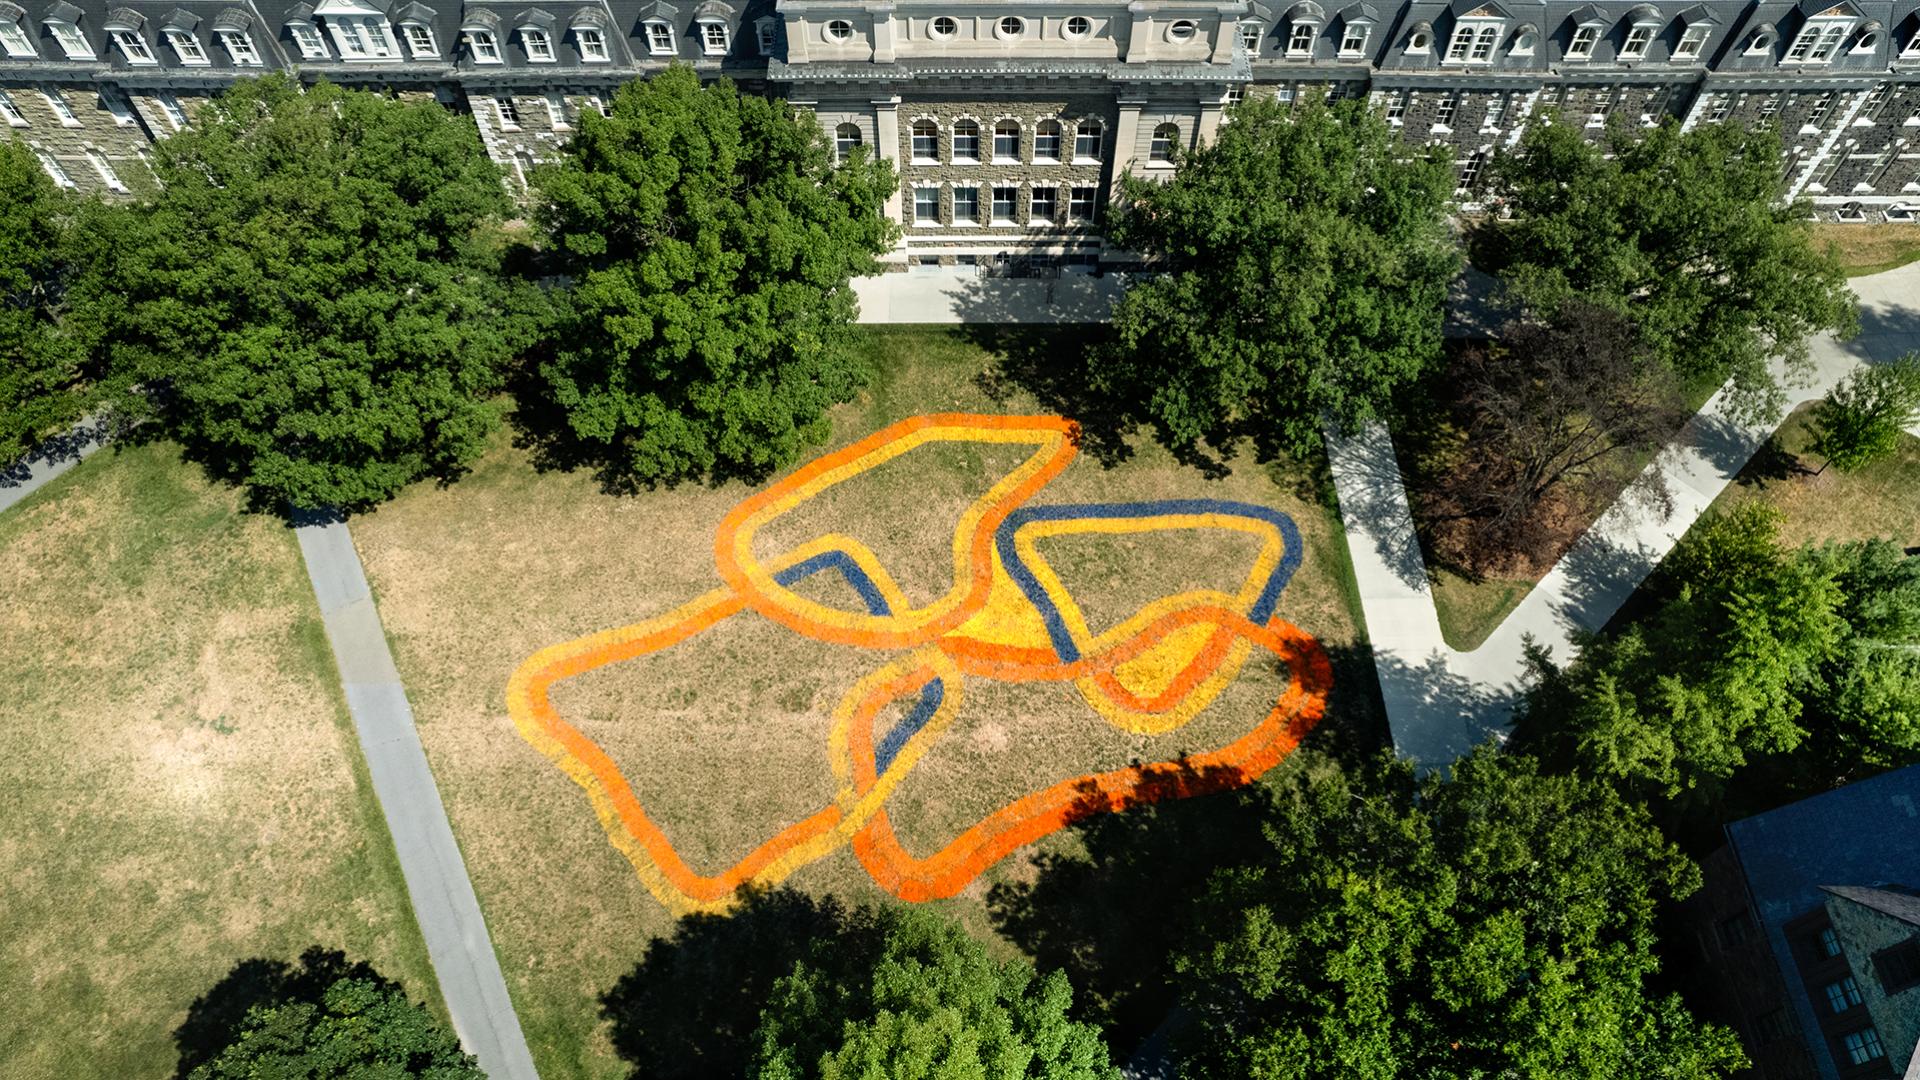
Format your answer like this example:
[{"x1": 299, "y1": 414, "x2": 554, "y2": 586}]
[{"x1": 1824, "y1": 883, "x2": 1920, "y2": 929}]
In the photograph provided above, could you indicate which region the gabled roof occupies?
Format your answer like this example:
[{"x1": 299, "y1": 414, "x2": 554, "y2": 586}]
[
  {"x1": 1824, "y1": 884, "x2": 1920, "y2": 929},
  {"x1": 1798, "y1": 0, "x2": 1861, "y2": 17},
  {"x1": 1451, "y1": 0, "x2": 1513, "y2": 20}
]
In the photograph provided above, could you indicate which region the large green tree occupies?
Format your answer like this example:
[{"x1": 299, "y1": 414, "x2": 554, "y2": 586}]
[
  {"x1": 1095, "y1": 93, "x2": 1460, "y2": 457},
  {"x1": 1809, "y1": 355, "x2": 1920, "y2": 473},
  {"x1": 1171, "y1": 751, "x2": 1744, "y2": 1080},
  {"x1": 71, "y1": 74, "x2": 527, "y2": 510},
  {"x1": 752, "y1": 907, "x2": 1119, "y2": 1080},
  {"x1": 1486, "y1": 120, "x2": 1856, "y2": 420},
  {"x1": 537, "y1": 65, "x2": 896, "y2": 486},
  {"x1": 188, "y1": 974, "x2": 481, "y2": 1079},
  {"x1": 0, "y1": 141, "x2": 87, "y2": 463}
]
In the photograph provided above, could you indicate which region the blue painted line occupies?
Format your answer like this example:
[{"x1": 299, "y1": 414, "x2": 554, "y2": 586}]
[
  {"x1": 993, "y1": 500, "x2": 1305, "y2": 664},
  {"x1": 771, "y1": 545, "x2": 945, "y2": 778}
]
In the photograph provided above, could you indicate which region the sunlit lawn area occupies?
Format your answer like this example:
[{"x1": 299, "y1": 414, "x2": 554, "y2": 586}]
[
  {"x1": 1813, "y1": 222, "x2": 1920, "y2": 278},
  {"x1": 1707, "y1": 403, "x2": 1920, "y2": 550},
  {"x1": 0, "y1": 442, "x2": 436, "y2": 1079},
  {"x1": 348, "y1": 325, "x2": 1379, "y2": 1079}
]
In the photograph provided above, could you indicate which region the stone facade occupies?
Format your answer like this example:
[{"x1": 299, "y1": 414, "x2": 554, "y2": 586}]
[{"x1": 4, "y1": 0, "x2": 1920, "y2": 257}]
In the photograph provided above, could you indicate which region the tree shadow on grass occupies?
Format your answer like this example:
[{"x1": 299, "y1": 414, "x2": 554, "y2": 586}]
[
  {"x1": 598, "y1": 887, "x2": 887, "y2": 1080},
  {"x1": 172, "y1": 946, "x2": 395, "y2": 1079}
]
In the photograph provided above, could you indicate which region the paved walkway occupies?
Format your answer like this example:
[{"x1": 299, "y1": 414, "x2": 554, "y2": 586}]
[
  {"x1": 296, "y1": 519, "x2": 540, "y2": 1080},
  {"x1": 853, "y1": 269, "x2": 1127, "y2": 323},
  {"x1": 0, "y1": 413, "x2": 113, "y2": 514},
  {"x1": 1334, "y1": 261, "x2": 1920, "y2": 765}
]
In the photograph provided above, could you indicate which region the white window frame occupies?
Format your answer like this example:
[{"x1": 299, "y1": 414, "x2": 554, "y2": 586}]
[
  {"x1": 1904, "y1": 30, "x2": 1920, "y2": 57},
  {"x1": 1149, "y1": 122, "x2": 1178, "y2": 163},
  {"x1": 992, "y1": 118, "x2": 1020, "y2": 162},
  {"x1": 400, "y1": 22, "x2": 435, "y2": 57},
  {"x1": 468, "y1": 28, "x2": 501, "y2": 61},
  {"x1": 990, "y1": 184, "x2": 1018, "y2": 224},
  {"x1": 0, "y1": 17, "x2": 35, "y2": 57},
  {"x1": 100, "y1": 85, "x2": 136, "y2": 125},
  {"x1": 1619, "y1": 23, "x2": 1652, "y2": 57},
  {"x1": 157, "y1": 90, "x2": 187, "y2": 129},
  {"x1": 645, "y1": 19, "x2": 673, "y2": 52},
  {"x1": 36, "y1": 149, "x2": 74, "y2": 187},
  {"x1": 1029, "y1": 185, "x2": 1056, "y2": 223},
  {"x1": 1787, "y1": 19, "x2": 1850, "y2": 62},
  {"x1": 1068, "y1": 185, "x2": 1096, "y2": 222},
  {"x1": 329, "y1": 16, "x2": 398, "y2": 59},
  {"x1": 951, "y1": 184, "x2": 980, "y2": 225},
  {"x1": 1482, "y1": 93, "x2": 1506, "y2": 128},
  {"x1": 85, "y1": 149, "x2": 126, "y2": 192},
  {"x1": 1457, "y1": 150, "x2": 1486, "y2": 191},
  {"x1": 165, "y1": 28, "x2": 209, "y2": 64},
  {"x1": 698, "y1": 19, "x2": 727, "y2": 54},
  {"x1": 1288, "y1": 22, "x2": 1316, "y2": 54},
  {"x1": 521, "y1": 26, "x2": 553, "y2": 60},
  {"x1": 1239, "y1": 20, "x2": 1262, "y2": 51},
  {"x1": 0, "y1": 88, "x2": 26, "y2": 126},
  {"x1": 996, "y1": 15, "x2": 1024, "y2": 39},
  {"x1": 111, "y1": 28, "x2": 156, "y2": 63},
  {"x1": 1072, "y1": 119, "x2": 1101, "y2": 162},
  {"x1": 912, "y1": 185, "x2": 939, "y2": 225},
  {"x1": 1066, "y1": 15, "x2": 1092, "y2": 38},
  {"x1": 1033, "y1": 118, "x2": 1061, "y2": 162},
  {"x1": 951, "y1": 118, "x2": 980, "y2": 163},
  {"x1": 494, "y1": 94, "x2": 519, "y2": 130},
  {"x1": 544, "y1": 92, "x2": 569, "y2": 129},
  {"x1": 220, "y1": 29, "x2": 261, "y2": 64},
  {"x1": 576, "y1": 25, "x2": 608, "y2": 59},
  {"x1": 1567, "y1": 23, "x2": 1598, "y2": 57},
  {"x1": 1434, "y1": 92, "x2": 1459, "y2": 127},
  {"x1": 1385, "y1": 88, "x2": 1409, "y2": 121},
  {"x1": 1446, "y1": 19, "x2": 1501, "y2": 63},
  {"x1": 49, "y1": 20, "x2": 93, "y2": 58},
  {"x1": 755, "y1": 20, "x2": 775, "y2": 51},
  {"x1": 290, "y1": 21, "x2": 329, "y2": 58},
  {"x1": 833, "y1": 122, "x2": 861, "y2": 162},
  {"x1": 1339, "y1": 24, "x2": 1369, "y2": 53},
  {"x1": 910, "y1": 118, "x2": 939, "y2": 162},
  {"x1": 43, "y1": 88, "x2": 80, "y2": 126},
  {"x1": 1674, "y1": 23, "x2": 1709, "y2": 57}
]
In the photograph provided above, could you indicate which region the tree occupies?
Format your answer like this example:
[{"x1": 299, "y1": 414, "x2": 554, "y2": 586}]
[
  {"x1": 752, "y1": 907, "x2": 1120, "y2": 1080},
  {"x1": 537, "y1": 66, "x2": 897, "y2": 487},
  {"x1": 188, "y1": 974, "x2": 481, "y2": 1079},
  {"x1": 1486, "y1": 120, "x2": 1856, "y2": 422},
  {"x1": 0, "y1": 140, "x2": 87, "y2": 463},
  {"x1": 1094, "y1": 93, "x2": 1460, "y2": 457},
  {"x1": 1799, "y1": 539, "x2": 1920, "y2": 771},
  {"x1": 71, "y1": 74, "x2": 528, "y2": 510},
  {"x1": 1809, "y1": 355, "x2": 1920, "y2": 473},
  {"x1": 1415, "y1": 302, "x2": 1685, "y2": 571},
  {"x1": 1170, "y1": 751, "x2": 1744, "y2": 1080}
]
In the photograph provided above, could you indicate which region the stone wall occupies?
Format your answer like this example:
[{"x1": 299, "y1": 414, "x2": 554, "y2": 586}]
[
  {"x1": 0, "y1": 82, "x2": 159, "y2": 196},
  {"x1": 894, "y1": 95, "x2": 1117, "y2": 238}
]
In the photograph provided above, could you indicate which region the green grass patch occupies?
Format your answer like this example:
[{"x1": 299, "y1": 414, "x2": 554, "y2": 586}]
[
  {"x1": 0, "y1": 441, "x2": 437, "y2": 1079},
  {"x1": 1708, "y1": 404, "x2": 1920, "y2": 550},
  {"x1": 1427, "y1": 569, "x2": 1532, "y2": 652}
]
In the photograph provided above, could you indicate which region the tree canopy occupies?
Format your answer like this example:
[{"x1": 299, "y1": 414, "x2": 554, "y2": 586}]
[
  {"x1": 1095, "y1": 93, "x2": 1460, "y2": 457},
  {"x1": 537, "y1": 65, "x2": 897, "y2": 487},
  {"x1": 1486, "y1": 120, "x2": 1856, "y2": 421},
  {"x1": 1810, "y1": 355, "x2": 1920, "y2": 473},
  {"x1": 1171, "y1": 751, "x2": 1744, "y2": 1080},
  {"x1": 0, "y1": 140, "x2": 88, "y2": 463},
  {"x1": 70, "y1": 74, "x2": 527, "y2": 511},
  {"x1": 752, "y1": 907, "x2": 1119, "y2": 1080},
  {"x1": 187, "y1": 974, "x2": 481, "y2": 1080}
]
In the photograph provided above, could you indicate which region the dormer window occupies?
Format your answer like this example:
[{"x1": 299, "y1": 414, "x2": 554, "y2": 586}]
[
  {"x1": 1674, "y1": 23, "x2": 1709, "y2": 56},
  {"x1": 289, "y1": 20, "x2": 329, "y2": 57},
  {"x1": 576, "y1": 25, "x2": 607, "y2": 59},
  {"x1": 698, "y1": 20, "x2": 727, "y2": 54},
  {"x1": 109, "y1": 19, "x2": 157, "y2": 64},
  {"x1": 48, "y1": 19, "x2": 95, "y2": 59},
  {"x1": 322, "y1": 4, "x2": 400, "y2": 60},
  {"x1": 400, "y1": 22, "x2": 433, "y2": 55},
  {"x1": 1745, "y1": 26, "x2": 1774, "y2": 53},
  {"x1": 1904, "y1": 30, "x2": 1920, "y2": 56},
  {"x1": 1407, "y1": 25, "x2": 1430, "y2": 49},
  {"x1": 1567, "y1": 23, "x2": 1598, "y2": 56},
  {"x1": 1339, "y1": 24, "x2": 1369, "y2": 52},
  {"x1": 1509, "y1": 24, "x2": 1535, "y2": 53},
  {"x1": 1289, "y1": 23, "x2": 1315, "y2": 53},
  {"x1": 1849, "y1": 22, "x2": 1879, "y2": 53},
  {"x1": 645, "y1": 19, "x2": 673, "y2": 52},
  {"x1": 1239, "y1": 21, "x2": 1262, "y2": 51},
  {"x1": 1620, "y1": 24, "x2": 1651, "y2": 56},
  {"x1": 1787, "y1": 14, "x2": 1853, "y2": 63},
  {"x1": 468, "y1": 27, "x2": 500, "y2": 59},
  {"x1": 1446, "y1": 19, "x2": 1502, "y2": 63},
  {"x1": 219, "y1": 28, "x2": 260, "y2": 63},
  {"x1": 0, "y1": 11, "x2": 36, "y2": 57},
  {"x1": 754, "y1": 19, "x2": 773, "y2": 51},
  {"x1": 522, "y1": 26, "x2": 553, "y2": 60},
  {"x1": 165, "y1": 28, "x2": 209, "y2": 63}
]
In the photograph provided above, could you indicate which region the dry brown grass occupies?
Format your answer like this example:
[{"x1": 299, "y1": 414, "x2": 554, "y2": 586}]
[
  {"x1": 0, "y1": 441, "x2": 435, "y2": 1079},
  {"x1": 1812, "y1": 222, "x2": 1920, "y2": 278},
  {"x1": 348, "y1": 326, "x2": 1371, "y2": 1079},
  {"x1": 1711, "y1": 403, "x2": 1920, "y2": 549}
]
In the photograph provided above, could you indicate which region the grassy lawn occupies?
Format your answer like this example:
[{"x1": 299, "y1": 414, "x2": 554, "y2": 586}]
[
  {"x1": 0, "y1": 442, "x2": 436, "y2": 1079},
  {"x1": 1427, "y1": 569, "x2": 1531, "y2": 652},
  {"x1": 1813, "y1": 222, "x2": 1920, "y2": 278},
  {"x1": 1706, "y1": 403, "x2": 1920, "y2": 549},
  {"x1": 349, "y1": 325, "x2": 1378, "y2": 1079}
]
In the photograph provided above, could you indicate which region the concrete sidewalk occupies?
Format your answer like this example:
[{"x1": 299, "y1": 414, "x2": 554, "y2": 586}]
[
  {"x1": 853, "y1": 269, "x2": 1127, "y2": 323},
  {"x1": 0, "y1": 414, "x2": 114, "y2": 515},
  {"x1": 296, "y1": 519, "x2": 540, "y2": 1080},
  {"x1": 1334, "y1": 261, "x2": 1920, "y2": 766}
]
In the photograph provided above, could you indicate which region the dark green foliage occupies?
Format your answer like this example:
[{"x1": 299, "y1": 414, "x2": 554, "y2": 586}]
[
  {"x1": 1096, "y1": 93, "x2": 1459, "y2": 457},
  {"x1": 1486, "y1": 120, "x2": 1856, "y2": 421},
  {"x1": 0, "y1": 141, "x2": 87, "y2": 463},
  {"x1": 752, "y1": 907, "x2": 1120, "y2": 1080},
  {"x1": 1171, "y1": 751, "x2": 1744, "y2": 1080},
  {"x1": 71, "y1": 74, "x2": 525, "y2": 511},
  {"x1": 1517, "y1": 505, "x2": 1920, "y2": 797},
  {"x1": 536, "y1": 66, "x2": 897, "y2": 486},
  {"x1": 187, "y1": 973, "x2": 481, "y2": 1079},
  {"x1": 1809, "y1": 355, "x2": 1920, "y2": 473}
]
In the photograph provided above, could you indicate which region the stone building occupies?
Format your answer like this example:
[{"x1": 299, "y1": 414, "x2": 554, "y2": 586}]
[
  {"x1": 1684, "y1": 764, "x2": 1920, "y2": 1080},
  {"x1": 3, "y1": 0, "x2": 1918, "y2": 265}
]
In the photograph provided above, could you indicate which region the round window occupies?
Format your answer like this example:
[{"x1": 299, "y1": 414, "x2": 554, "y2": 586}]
[
  {"x1": 1514, "y1": 31, "x2": 1535, "y2": 50},
  {"x1": 1064, "y1": 15, "x2": 1092, "y2": 37},
  {"x1": 825, "y1": 19, "x2": 853, "y2": 41},
  {"x1": 1169, "y1": 19, "x2": 1197, "y2": 41},
  {"x1": 1410, "y1": 31, "x2": 1428, "y2": 48},
  {"x1": 930, "y1": 15, "x2": 957, "y2": 37},
  {"x1": 1752, "y1": 33, "x2": 1772, "y2": 48},
  {"x1": 1857, "y1": 31, "x2": 1877, "y2": 47},
  {"x1": 998, "y1": 15, "x2": 1025, "y2": 38}
]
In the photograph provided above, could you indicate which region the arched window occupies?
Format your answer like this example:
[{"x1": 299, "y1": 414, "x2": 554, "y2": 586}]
[
  {"x1": 835, "y1": 122, "x2": 861, "y2": 163},
  {"x1": 1073, "y1": 119, "x2": 1101, "y2": 161},
  {"x1": 911, "y1": 118, "x2": 938, "y2": 162},
  {"x1": 1150, "y1": 123, "x2": 1179, "y2": 163},
  {"x1": 951, "y1": 119, "x2": 980, "y2": 162},
  {"x1": 1034, "y1": 119, "x2": 1063, "y2": 162},
  {"x1": 1239, "y1": 20, "x2": 1263, "y2": 51},
  {"x1": 993, "y1": 119, "x2": 1020, "y2": 161}
]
